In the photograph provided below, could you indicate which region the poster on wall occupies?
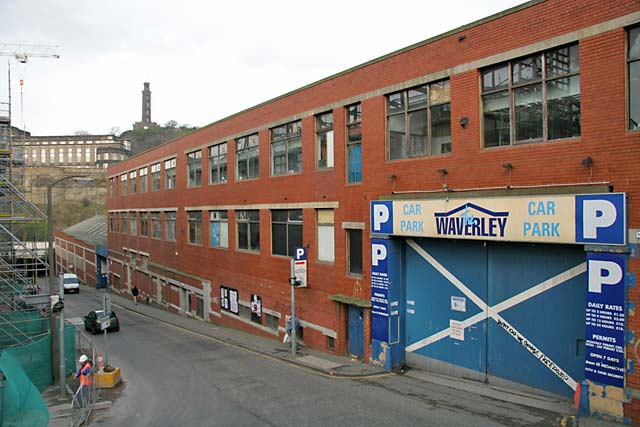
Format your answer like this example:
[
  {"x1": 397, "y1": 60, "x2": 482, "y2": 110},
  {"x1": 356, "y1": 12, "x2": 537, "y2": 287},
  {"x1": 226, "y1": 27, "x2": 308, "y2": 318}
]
[
  {"x1": 229, "y1": 289, "x2": 239, "y2": 315},
  {"x1": 220, "y1": 286, "x2": 239, "y2": 315},
  {"x1": 220, "y1": 287, "x2": 229, "y2": 310},
  {"x1": 584, "y1": 252, "x2": 626, "y2": 388},
  {"x1": 371, "y1": 239, "x2": 389, "y2": 342},
  {"x1": 251, "y1": 294, "x2": 262, "y2": 324}
]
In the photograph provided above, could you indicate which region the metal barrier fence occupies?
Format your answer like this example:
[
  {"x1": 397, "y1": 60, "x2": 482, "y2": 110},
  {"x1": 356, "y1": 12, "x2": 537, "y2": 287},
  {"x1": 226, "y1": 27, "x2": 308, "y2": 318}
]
[{"x1": 70, "y1": 328, "x2": 101, "y2": 427}]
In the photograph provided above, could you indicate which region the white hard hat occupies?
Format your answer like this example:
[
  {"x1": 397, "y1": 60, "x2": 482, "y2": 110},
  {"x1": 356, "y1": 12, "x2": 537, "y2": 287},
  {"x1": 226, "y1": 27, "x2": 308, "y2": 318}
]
[{"x1": 79, "y1": 354, "x2": 88, "y2": 363}]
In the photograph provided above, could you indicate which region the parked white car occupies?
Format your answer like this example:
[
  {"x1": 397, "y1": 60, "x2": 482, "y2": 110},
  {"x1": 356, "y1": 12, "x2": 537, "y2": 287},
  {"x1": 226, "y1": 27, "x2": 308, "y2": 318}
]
[{"x1": 60, "y1": 273, "x2": 80, "y2": 294}]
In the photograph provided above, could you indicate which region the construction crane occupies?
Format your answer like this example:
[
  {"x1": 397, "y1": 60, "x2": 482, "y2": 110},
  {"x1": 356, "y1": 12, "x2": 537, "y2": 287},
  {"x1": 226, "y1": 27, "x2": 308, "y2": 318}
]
[
  {"x1": 0, "y1": 43, "x2": 60, "y2": 136},
  {"x1": 0, "y1": 43, "x2": 60, "y2": 63}
]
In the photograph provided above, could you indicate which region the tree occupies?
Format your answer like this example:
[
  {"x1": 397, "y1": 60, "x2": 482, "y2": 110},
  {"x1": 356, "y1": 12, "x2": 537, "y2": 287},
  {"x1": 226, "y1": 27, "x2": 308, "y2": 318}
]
[
  {"x1": 164, "y1": 120, "x2": 177, "y2": 128},
  {"x1": 108, "y1": 126, "x2": 121, "y2": 136}
]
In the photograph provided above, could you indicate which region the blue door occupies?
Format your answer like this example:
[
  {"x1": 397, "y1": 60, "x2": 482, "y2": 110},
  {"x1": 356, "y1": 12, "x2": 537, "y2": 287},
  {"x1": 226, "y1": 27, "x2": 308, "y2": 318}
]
[
  {"x1": 405, "y1": 238, "x2": 488, "y2": 375},
  {"x1": 487, "y1": 243, "x2": 586, "y2": 396},
  {"x1": 404, "y1": 238, "x2": 586, "y2": 397},
  {"x1": 348, "y1": 306, "x2": 364, "y2": 358}
]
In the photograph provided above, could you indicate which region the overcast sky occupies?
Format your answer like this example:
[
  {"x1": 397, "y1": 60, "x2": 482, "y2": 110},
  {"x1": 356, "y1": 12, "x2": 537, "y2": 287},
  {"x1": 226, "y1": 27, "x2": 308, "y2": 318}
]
[{"x1": 0, "y1": 0, "x2": 526, "y2": 136}]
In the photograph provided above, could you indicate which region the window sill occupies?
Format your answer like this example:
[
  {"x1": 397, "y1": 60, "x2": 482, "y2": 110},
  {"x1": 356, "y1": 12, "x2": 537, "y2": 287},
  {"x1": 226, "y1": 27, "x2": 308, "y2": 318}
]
[
  {"x1": 483, "y1": 136, "x2": 581, "y2": 149},
  {"x1": 235, "y1": 177, "x2": 260, "y2": 182},
  {"x1": 270, "y1": 171, "x2": 302, "y2": 178},
  {"x1": 208, "y1": 245, "x2": 229, "y2": 251},
  {"x1": 315, "y1": 167, "x2": 334, "y2": 173},
  {"x1": 236, "y1": 249, "x2": 260, "y2": 255},
  {"x1": 271, "y1": 253, "x2": 295, "y2": 259}
]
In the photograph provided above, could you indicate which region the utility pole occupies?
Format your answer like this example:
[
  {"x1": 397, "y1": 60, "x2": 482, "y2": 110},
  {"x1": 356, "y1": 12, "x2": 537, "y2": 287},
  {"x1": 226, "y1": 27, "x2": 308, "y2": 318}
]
[{"x1": 289, "y1": 259, "x2": 298, "y2": 356}]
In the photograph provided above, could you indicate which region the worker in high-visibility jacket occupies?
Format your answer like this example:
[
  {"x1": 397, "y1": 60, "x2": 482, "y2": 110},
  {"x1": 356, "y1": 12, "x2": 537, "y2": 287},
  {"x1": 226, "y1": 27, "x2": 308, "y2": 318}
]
[{"x1": 74, "y1": 354, "x2": 92, "y2": 406}]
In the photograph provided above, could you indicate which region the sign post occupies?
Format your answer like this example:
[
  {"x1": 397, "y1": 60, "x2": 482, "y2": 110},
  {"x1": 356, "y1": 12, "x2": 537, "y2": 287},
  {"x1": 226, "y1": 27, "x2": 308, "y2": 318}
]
[
  {"x1": 102, "y1": 293, "x2": 111, "y2": 367},
  {"x1": 289, "y1": 247, "x2": 307, "y2": 356}
]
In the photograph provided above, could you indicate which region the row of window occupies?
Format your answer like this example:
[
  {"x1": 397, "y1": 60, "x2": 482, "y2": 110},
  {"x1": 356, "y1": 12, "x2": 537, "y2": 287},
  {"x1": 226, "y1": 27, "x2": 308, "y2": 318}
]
[
  {"x1": 109, "y1": 209, "x2": 363, "y2": 276},
  {"x1": 111, "y1": 30, "x2": 640, "y2": 196},
  {"x1": 28, "y1": 147, "x2": 99, "y2": 164}
]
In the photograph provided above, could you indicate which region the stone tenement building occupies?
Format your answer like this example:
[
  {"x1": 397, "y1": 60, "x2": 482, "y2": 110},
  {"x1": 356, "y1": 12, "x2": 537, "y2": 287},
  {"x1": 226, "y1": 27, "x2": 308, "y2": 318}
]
[{"x1": 14, "y1": 133, "x2": 131, "y2": 207}]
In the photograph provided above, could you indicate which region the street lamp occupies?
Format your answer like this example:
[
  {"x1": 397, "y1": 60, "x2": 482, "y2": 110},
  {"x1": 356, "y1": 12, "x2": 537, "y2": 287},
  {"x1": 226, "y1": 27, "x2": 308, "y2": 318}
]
[{"x1": 47, "y1": 175, "x2": 91, "y2": 398}]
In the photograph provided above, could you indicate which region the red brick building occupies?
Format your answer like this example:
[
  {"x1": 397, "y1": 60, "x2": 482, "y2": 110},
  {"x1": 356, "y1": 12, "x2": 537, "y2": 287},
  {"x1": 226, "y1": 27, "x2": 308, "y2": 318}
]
[
  {"x1": 55, "y1": 215, "x2": 109, "y2": 289},
  {"x1": 107, "y1": 1, "x2": 640, "y2": 421}
]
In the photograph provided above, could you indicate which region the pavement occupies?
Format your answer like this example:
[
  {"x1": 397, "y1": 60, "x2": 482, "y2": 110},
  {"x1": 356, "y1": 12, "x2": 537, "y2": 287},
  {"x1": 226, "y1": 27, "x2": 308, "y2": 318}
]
[{"x1": 42, "y1": 283, "x2": 624, "y2": 427}]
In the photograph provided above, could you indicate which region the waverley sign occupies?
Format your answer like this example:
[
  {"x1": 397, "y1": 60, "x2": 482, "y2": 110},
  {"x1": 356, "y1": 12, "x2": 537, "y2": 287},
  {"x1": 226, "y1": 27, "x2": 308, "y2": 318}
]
[{"x1": 371, "y1": 193, "x2": 626, "y2": 246}]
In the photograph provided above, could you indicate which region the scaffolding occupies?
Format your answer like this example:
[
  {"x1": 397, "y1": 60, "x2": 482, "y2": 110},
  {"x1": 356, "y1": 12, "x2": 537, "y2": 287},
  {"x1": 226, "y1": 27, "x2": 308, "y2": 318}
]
[{"x1": 0, "y1": 70, "x2": 48, "y2": 350}]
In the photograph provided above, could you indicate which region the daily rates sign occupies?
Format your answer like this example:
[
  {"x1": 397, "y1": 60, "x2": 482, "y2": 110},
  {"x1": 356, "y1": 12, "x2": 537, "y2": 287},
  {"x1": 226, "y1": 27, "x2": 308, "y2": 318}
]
[{"x1": 370, "y1": 193, "x2": 626, "y2": 246}]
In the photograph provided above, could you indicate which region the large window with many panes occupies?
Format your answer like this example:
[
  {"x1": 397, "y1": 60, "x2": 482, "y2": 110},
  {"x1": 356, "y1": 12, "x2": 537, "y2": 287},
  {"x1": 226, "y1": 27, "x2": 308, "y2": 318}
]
[
  {"x1": 129, "y1": 212, "x2": 137, "y2": 235},
  {"x1": 482, "y1": 44, "x2": 580, "y2": 146},
  {"x1": 151, "y1": 163, "x2": 161, "y2": 191},
  {"x1": 387, "y1": 80, "x2": 451, "y2": 159},
  {"x1": 316, "y1": 112, "x2": 333, "y2": 169},
  {"x1": 140, "y1": 212, "x2": 149, "y2": 237},
  {"x1": 271, "y1": 121, "x2": 302, "y2": 175},
  {"x1": 209, "y1": 143, "x2": 227, "y2": 184},
  {"x1": 120, "y1": 174, "x2": 127, "y2": 196},
  {"x1": 237, "y1": 210, "x2": 260, "y2": 252},
  {"x1": 209, "y1": 211, "x2": 228, "y2": 248},
  {"x1": 187, "y1": 151, "x2": 202, "y2": 187},
  {"x1": 187, "y1": 211, "x2": 202, "y2": 244},
  {"x1": 165, "y1": 158, "x2": 176, "y2": 189},
  {"x1": 346, "y1": 103, "x2": 362, "y2": 183},
  {"x1": 139, "y1": 167, "x2": 148, "y2": 193},
  {"x1": 271, "y1": 209, "x2": 302, "y2": 257},
  {"x1": 120, "y1": 212, "x2": 128, "y2": 234},
  {"x1": 236, "y1": 134, "x2": 259, "y2": 180},
  {"x1": 129, "y1": 171, "x2": 137, "y2": 194},
  {"x1": 165, "y1": 211, "x2": 176, "y2": 242},
  {"x1": 629, "y1": 26, "x2": 640, "y2": 130},
  {"x1": 151, "y1": 212, "x2": 161, "y2": 239}
]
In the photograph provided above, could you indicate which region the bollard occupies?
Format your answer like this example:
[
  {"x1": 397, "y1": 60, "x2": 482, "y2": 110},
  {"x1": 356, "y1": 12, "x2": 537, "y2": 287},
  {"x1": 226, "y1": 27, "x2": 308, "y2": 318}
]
[{"x1": 577, "y1": 380, "x2": 590, "y2": 418}]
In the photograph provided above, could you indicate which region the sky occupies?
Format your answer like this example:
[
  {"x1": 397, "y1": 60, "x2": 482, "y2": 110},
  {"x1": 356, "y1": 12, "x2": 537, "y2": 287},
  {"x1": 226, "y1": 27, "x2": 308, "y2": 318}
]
[{"x1": 0, "y1": 0, "x2": 527, "y2": 136}]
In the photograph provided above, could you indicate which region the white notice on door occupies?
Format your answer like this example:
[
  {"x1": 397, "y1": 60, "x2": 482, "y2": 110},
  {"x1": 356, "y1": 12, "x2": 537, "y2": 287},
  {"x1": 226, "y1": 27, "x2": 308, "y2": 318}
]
[
  {"x1": 451, "y1": 296, "x2": 466, "y2": 312},
  {"x1": 450, "y1": 320, "x2": 464, "y2": 341}
]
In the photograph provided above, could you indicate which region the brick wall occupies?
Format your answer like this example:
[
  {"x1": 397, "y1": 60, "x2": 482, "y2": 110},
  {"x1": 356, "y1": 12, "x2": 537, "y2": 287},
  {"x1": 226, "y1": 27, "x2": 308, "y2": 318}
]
[{"x1": 104, "y1": 0, "x2": 640, "y2": 418}]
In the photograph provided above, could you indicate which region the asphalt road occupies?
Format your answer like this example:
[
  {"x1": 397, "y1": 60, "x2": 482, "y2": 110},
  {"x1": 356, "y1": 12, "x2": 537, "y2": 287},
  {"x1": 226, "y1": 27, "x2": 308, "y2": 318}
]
[{"x1": 61, "y1": 289, "x2": 565, "y2": 427}]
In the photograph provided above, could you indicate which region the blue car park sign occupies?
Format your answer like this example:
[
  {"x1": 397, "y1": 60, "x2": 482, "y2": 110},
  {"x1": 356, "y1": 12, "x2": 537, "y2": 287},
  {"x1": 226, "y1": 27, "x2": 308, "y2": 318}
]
[
  {"x1": 370, "y1": 193, "x2": 626, "y2": 246},
  {"x1": 585, "y1": 252, "x2": 626, "y2": 387},
  {"x1": 371, "y1": 239, "x2": 390, "y2": 342},
  {"x1": 576, "y1": 194, "x2": 626, "y2": 245}
]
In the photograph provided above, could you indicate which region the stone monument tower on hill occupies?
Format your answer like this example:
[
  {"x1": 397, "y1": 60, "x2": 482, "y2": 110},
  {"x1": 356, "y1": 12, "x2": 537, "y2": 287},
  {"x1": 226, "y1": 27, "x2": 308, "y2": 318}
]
[{"x1": 133, "y1": 82, "x2": 158, "y2": 130}]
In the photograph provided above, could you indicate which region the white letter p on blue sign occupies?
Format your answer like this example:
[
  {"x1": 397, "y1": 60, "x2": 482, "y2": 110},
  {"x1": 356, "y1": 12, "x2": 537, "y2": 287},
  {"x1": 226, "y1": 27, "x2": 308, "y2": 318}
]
[
  {"x1": 588, "y1": 260, "x2": 623, "y2": 293},
  {"x1": 576, "y1": 194, "x2": 625, "y2": 245},
  {"x1": 294, "y1": 247, "x2": 306, "y2": 261},
  {"x1": 371, "y1": 201, "x2": 393, "y2": 234},
  {"x1": 372, "y1": 243, "x2": 387, "y2": 267}
]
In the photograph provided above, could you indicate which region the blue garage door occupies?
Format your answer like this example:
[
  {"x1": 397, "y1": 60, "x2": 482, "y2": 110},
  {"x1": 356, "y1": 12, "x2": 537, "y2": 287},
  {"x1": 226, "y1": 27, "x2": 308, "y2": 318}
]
[{"x1": 405, "y1": 238, "x2": 586, "y2": 397}]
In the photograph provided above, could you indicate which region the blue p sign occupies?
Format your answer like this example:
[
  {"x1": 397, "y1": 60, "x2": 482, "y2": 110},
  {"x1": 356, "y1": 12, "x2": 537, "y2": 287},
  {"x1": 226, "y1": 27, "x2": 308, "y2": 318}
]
[
  {"x1": 371, "y1": 201, "x2": 393, "y2": 234},
  {"x1": 576, "y1": 194, "x2": 626, "y2": 245},
  {"x1": 294, "y1": 246, "x2": 306, "y2": 261}
]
